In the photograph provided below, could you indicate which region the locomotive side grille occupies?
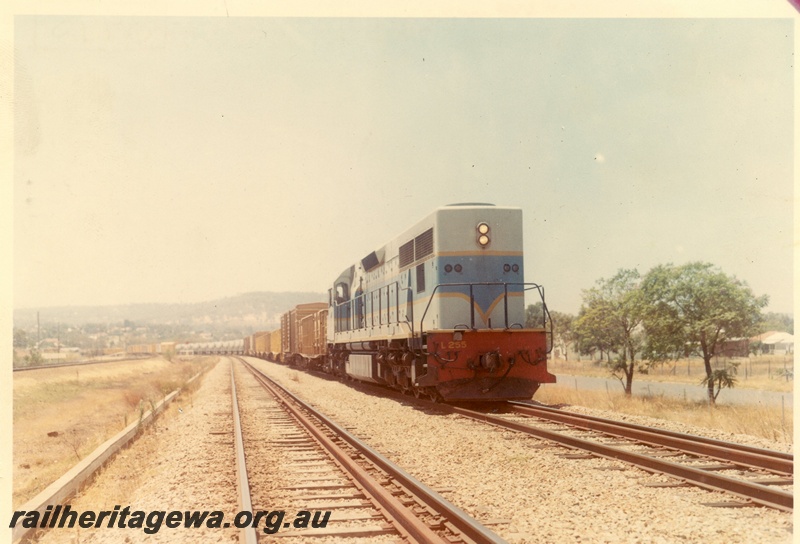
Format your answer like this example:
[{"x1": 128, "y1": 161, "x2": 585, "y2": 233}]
[
  {"x1": 399, "y1": 227, "x2": 434, "y2": 269},
  {"x1": 414, "y1": 228, "x2": 434, "y2": 261},
  {"x1": 399, "y1": 240, "x2": 415, "y2": 268}
]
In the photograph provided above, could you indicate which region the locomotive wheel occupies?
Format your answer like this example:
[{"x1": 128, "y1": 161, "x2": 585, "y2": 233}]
[{"x1": 412, "y1": 387, "x2": 422, "y2": 399}]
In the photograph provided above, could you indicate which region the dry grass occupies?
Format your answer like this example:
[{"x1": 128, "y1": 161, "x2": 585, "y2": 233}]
[
  {"x1": 534, "y1": 384, "x2": 793, "y2": 445},
  {"x1": 12, "y1": 356, "x2": 216, "y2": 508},
  {"x1": 549, "y1": 354, "x2": 794, "y2": 393}
]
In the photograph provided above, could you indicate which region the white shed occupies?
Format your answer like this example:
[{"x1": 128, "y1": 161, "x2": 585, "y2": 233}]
[{"x1": 761, "y1": 332, "x2": 794, "y2": 355}]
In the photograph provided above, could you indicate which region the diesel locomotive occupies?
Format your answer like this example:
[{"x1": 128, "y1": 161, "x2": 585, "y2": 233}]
[{"x1": 249, "y1": 203, "x2": 556, "y2": 402}]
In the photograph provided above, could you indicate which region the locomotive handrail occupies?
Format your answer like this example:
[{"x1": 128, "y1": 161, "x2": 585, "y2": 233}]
[
  {"x1": 543, "y1": 293, "x2": 554, "y2": 354},
  {"x1": 332, "y1": 280, "x2": 551, "y2": 354},
  {"x1": 399, "y1": 285, "x2": 414, "y2": 335},
  {"x1": 418, "y1": 282, "x2": 549, "y2": 348},
  {"x1": 333, "y1": 280, "x2": 415, "y2": 335}
]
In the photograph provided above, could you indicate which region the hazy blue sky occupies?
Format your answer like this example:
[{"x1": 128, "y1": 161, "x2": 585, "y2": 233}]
[{"x1": 12, "y1": 15, "x2": 795, "y2": 315}]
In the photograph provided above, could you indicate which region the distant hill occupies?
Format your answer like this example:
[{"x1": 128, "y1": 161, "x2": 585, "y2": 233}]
[{"x1": 13, "y1": 291, "x2": 327, "y2": 330}]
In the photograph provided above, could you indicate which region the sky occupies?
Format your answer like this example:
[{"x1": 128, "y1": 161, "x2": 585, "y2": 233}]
[{"x1": 8, "y1": 8, "x2": 796, "y2": 317}]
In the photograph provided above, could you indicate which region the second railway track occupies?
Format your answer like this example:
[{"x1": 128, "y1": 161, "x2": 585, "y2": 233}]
[
  {"x1": 457, "y1": 401, "x2": 793, "y2": 512},
  {"x1": 21, "y1": 356, "x2": 789, "y2": 544},
  {"x1": 288, "y1": 365, "x2": 793, "y2": 513}
]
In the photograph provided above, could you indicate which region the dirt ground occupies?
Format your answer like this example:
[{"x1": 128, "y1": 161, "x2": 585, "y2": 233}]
[
  {"x1": 12, "y1": 356, "x2": 214, "y2": 508},
  {"x1": 13, "y1": 353, "x2": 792, "y2": 509}
]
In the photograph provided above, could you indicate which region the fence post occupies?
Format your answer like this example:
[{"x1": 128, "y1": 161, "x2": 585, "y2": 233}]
[{"x1": 782, "y1": 396, "x2": 786, "y2": 433}]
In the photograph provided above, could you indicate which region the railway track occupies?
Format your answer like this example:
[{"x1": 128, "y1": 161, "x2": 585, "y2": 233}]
[
  {"x1": 453, "y1": 402, "x2": 793, "y2": 512},
  {"x1": 287, "y1": 367, "x2": 793, "y2": 513},
  {"x1": 508, "y1": 401, "x2": 793, "y2": 474},
  {"x1": 232, "y1": 357, "x2": 506, "y2": 543}
]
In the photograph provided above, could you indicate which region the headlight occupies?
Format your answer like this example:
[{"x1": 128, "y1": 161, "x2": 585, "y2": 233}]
[{"x1": 476, "y1": 223, "x2": 490, "y2": 246}]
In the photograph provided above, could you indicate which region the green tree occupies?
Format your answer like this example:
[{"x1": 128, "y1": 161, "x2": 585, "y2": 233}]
[
  {"x1": 573, "y1": 304, "x2": 618, "y2": 363},
  {"x1": 701, "y1": 364, "x2": 741, "y2": 401},
  {"x1": 26, "y1": 349, "x2": 44, "y2": 366},
  {"x1": 550, "y1": 311, "x2": 575, "y2": 360},
  {"x1": 759, "y1": 312, "x2": 793, "y2": 334},
  {"x1": 574, "y1": 269, "x2": 647, "y2": 395},
  {"x1": 748, "y1": 341, "x2": 763, "y2": 356},
  {"x1": 13, "y1": 328, "x2": 29, "y2": 349},
  {"x1": 525, "y1": 302, "x2": 546, "y2": 328},
  {"x1": 641, "y1": 262, "x2": 767, "y2": 404}
]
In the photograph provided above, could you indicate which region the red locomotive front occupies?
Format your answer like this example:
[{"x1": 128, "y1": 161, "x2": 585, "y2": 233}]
[{"x1": 421, "y1": 329, "x2": 554, "y2": 401}]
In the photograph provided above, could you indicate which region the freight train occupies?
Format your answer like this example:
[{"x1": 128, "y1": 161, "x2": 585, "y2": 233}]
[{"x1": 239, "y1": 203, "x2": 555, "y2": 402}]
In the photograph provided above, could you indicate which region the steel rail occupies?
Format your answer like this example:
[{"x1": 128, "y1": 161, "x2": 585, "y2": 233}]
[
  {"x1": 230, "y1": 364, "x2": 258, "y2": 544},
  {"x1": 250, "y1": 361, "x2": 793, "y2": 512},
  {"x1": 451, "y1": 405, "x2": 793, "y2": 512},
  {"x1": 238, "y1": 358, "x2": 506, "y2": 544},
  {"x1": 241, "y1": 362, "x2": 452, "y2": 543},
  {"x1": 509, "y1": 402, "x2": 793, "y2": 475}
]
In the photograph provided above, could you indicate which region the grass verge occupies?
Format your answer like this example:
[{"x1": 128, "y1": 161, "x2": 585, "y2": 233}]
[
  {"x1": 13, "y1": 356, "x2": 217, "y2": 508},
  {"x1": 534, "y1": 384, "x2": 793, "y2": 445}
]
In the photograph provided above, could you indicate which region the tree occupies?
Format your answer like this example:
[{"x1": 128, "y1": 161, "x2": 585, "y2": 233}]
[
  {"x1": 25, "y1": 349, "x2": 44, "y2": 366},
  {"x1": 573, "y1": 269, "x2": 647, "y2": 395},
  {"x1": 641, "y1": 262, "x2": 767, "y2": 404},
  {"x1": 13, "y1": 328, "x2": 29, "y2": 349},
  {"x1": 573, "y1": 303, "x2": 619, "y2": 363},
  {"x1": 525, "y1": 302, "x2": 546, "y2": 328},
  {"x1": 701, "y1": 364, "x2": 741, "y2": 401},
  {"x1": 759, "y1": 312, "x2": 793, "y2": 334},
  {"x1": 550, "y1": 311, "x2": 575, "y2": 360}
]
